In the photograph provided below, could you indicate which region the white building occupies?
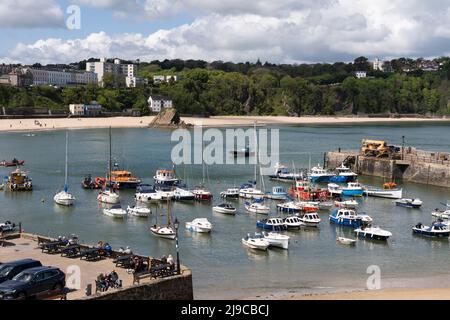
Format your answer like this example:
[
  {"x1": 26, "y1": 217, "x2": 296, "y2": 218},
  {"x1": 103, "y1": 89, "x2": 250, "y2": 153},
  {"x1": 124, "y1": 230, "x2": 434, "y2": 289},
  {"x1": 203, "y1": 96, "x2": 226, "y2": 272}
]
[
  {"x1": 373, "y1": 59, "x2": 384, "y2": 71},
  {"x1": 148, "y1": 95, "x2": 173, "y2": 113},
  {"x1": 86, "y1": 58, "x2": 140, "y2": 87},
  {"x1": 69, "y1": 104, "x2": 85, "y2": 116},
  {"x1": 126, "y1": 76, "x2": 148, "y2": 88},
  {"x1": 355, "y1": 71, "x2": 367, "y2": 79},
  {"x1": 69, "y1": 103, "x2": 102, "y2": 116},
  {"x1": 25, "y1": 68, "x2": 97, "y2": 87}
]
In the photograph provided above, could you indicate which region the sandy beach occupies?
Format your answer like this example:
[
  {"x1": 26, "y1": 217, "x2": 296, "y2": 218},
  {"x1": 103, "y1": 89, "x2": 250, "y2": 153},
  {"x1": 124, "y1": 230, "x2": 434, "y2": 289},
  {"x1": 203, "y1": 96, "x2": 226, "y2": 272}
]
[{"x1": 0, "y1": 115, "x2": 449, "y2": 132}]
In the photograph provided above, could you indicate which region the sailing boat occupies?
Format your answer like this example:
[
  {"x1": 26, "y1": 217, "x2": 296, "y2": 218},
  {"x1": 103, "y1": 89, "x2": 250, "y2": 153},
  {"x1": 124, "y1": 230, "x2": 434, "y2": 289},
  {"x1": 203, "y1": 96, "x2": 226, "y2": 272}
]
[
  {"x1": 97, "y1": 127, "x2": 120, "y2": 204},
  {"x1": 54, "y1": 131, "x2": 76, "y2": 206},
  {"x1": 192, "y1": 152, "x2": 213, "y2": 201},
  {"x1": 150, "y1": 199, "x2": 176, "y2": 240},
  {"x1": 239, "y1": 122, "x2": 264, "y2": 199}
]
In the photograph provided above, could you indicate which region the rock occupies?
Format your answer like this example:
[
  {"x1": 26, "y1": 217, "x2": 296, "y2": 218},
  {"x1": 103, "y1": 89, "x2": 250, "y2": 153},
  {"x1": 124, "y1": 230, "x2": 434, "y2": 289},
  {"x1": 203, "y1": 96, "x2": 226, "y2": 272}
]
[{"x1": 149, "y1": 108, "x2": 191, "y2": 128}]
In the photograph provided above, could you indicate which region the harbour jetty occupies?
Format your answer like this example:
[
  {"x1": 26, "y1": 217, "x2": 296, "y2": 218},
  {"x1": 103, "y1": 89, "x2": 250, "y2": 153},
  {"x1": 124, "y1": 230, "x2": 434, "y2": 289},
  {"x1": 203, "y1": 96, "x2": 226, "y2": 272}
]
[
  {"x1": 325, "y1": 139, "x2": 450, "y2": 188},
  {"x1": 0, "y1": 231, "x2": 193, "y2": 300}
]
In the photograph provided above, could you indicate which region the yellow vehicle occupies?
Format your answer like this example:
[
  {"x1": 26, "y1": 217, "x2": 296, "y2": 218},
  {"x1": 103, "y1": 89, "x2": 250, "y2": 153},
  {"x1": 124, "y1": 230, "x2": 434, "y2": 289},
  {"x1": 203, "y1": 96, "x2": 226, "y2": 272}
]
[
  {"x1": 7, "y1": 168, "x2": 33, "y2": 191},
  {"x1": 361, "y1": 139, "x2": 391, "y2": 158}
]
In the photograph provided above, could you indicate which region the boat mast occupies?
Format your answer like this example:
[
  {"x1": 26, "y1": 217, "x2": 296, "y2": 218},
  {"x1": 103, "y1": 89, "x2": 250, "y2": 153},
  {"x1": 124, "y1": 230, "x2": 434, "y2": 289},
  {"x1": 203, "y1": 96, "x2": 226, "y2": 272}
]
[
  {"x1": 109, "y1": 126, "x2": 112, "y2": 185},
  {"x1": 167, "y1": 197, "x2": 172, "y2": 226},
  {"x1": 254, "y1": 121, "x2": 258, "y2": 185},
  {"x1": 64, "y1": 131, "x2": 68, "y2": 192}
]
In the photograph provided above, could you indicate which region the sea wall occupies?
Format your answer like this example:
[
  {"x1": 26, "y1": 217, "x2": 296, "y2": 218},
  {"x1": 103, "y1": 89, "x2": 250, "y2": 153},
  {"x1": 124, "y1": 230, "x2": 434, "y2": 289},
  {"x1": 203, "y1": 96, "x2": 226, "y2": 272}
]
[
  {"x1": 326, "y1": 151, "x2": 450, "y2": 188},
  {"x1": 82, "y1": 269, "x2": 194, "y2": 300}
]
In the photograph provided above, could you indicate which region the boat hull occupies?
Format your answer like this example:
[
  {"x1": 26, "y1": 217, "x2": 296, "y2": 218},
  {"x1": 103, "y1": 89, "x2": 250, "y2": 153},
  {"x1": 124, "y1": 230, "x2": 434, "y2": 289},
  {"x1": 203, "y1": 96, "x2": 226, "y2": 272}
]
[
  {"x1": 241, "y1": 239, "x2": 268, "y2": 251},
  {"x1": 364, "y1": 189, "x2": 403, "y2": 199},
  {"x1": 213, "y1": 207, "x2": 236, "y2": 215},
  {"x1": 412, "y1": 229, "x2": 450, "y2": 238},
  {"x1": 342, "y1": 189, "x2": 364, "y2": 197},
  {"x1": 256, "y1": 222, "x2": 287, "y2": 231},
  {"x1": 329, "y1": 216, "x2": 362, "y2": 228},
  {"x1": 150, "y1": 228, "x2": 176, "y2": 240},
  {"x1": 354, "y1": 230, "x2": 390, "y2": 241}
]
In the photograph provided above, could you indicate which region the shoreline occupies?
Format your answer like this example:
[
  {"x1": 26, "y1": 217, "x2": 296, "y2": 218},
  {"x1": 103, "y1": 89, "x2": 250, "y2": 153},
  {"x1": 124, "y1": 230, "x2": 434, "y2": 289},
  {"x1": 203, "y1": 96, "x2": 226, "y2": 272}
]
[{"x1": 0, "y1": 115, "x2": 449, "y2": 133}]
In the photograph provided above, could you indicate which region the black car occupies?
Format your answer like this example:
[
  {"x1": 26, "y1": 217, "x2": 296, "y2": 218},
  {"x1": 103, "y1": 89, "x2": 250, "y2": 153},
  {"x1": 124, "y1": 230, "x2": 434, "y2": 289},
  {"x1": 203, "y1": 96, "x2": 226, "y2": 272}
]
[
  {"x1": 0, "y1": 259, "x2": 42, "y2": 284},
  {"x1": 0, "y1": 266, "x2": 65, "y2": 300}
]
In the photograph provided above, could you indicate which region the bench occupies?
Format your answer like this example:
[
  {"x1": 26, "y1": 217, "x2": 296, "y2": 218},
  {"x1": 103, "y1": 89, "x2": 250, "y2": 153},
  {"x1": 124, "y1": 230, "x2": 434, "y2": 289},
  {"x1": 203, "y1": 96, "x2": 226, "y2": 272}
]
[
  {"x1": 113, "y1": 254, "x2": 133, "y2": 268},
  {"x1": 133, "y1": 263, "x2": 175, "y2": 284},
  {"x1": 40, "y1": 240, "x2": 66, "y2": 254},
  {"x1": 60, "y1": 244, "x2": 81, "y2": 258}
]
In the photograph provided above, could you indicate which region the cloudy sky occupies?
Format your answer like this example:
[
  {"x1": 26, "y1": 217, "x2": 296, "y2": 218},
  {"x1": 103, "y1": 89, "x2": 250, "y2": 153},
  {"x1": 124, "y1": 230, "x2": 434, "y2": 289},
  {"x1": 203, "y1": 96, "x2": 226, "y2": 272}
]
[{"x1": 2, "y1": 0, "x2": 450, "y2": 64}]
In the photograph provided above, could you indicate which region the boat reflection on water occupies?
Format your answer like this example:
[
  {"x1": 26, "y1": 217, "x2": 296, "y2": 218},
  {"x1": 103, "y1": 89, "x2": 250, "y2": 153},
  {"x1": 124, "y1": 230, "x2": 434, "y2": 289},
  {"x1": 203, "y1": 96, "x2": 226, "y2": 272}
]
[
  {"x1": 244, "y1": 245, "x2": 290, "y2": 261},
  {"x1": 53, "y1": 203, "x2": 76, "y2": 214},
  {"x1": 188, "y1": 231, "x2": 213, "y2": 247}
]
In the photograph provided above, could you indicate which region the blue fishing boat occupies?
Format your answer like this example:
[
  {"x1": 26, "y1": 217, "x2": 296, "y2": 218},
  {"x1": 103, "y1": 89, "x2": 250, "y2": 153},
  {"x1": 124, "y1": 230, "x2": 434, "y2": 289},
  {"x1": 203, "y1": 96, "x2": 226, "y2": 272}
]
[
  {"x1": 309, "y1": 165, "x2": 335, "y2": 183},
  {"x1": 412, "y1": 222, "x2": 450, "y2": 238},
  {"x1": 341, "y1": 182, "x2": 364, "y2": 197},
  {"x1": 329, "y1": 209, "x2": 373, "y2": 228},
  {"x1": 256, "y1": 217, "x2": 287, "y2": 231},
  {"x1": 265, "y1": 186, "x2": 288, "y2": 200},
  {"x1": 330, "y1": 164, "x2": 358, "y2": 183},
  {"x1": 269, "y1": 164, "x2": 303, "y2": 182}
]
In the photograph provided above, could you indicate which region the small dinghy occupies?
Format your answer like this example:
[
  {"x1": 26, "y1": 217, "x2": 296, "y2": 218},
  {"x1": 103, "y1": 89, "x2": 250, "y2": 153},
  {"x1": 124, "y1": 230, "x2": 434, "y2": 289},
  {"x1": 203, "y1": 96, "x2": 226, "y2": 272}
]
[
  {"x1": 337, "y1": 237, "x2": 356, "y2": 246},
  {"x1": 212, "y1": 203, "x2": 237, "y2": 215},
  {"x1": 127, "y1": 205, "x2": 151, "y2": 217},
  {"x1": 245, "y1": 200, "x2": 270, "y2": 215},
  {"x1": 395, "y1": 198, "x2": 423, "y2": 208},
  {"x1": 283, "y1": 216, "x2": 304, "y2": 229},
  {"x1": 431, "y1": 209, "x2": 450, "y2": 220},
  {"x1": 186, "y1": 218, "x2": 213, "y2": 233},
  {"x1": 334, "y1": 199, "x2": 358, "y2": 209},
  {"x1": 103, "y1": 204, "x2": 127, "y2": 219},
  {"x1": 241, "y1": 234, "x2": 270, "y2": 251},
  {"x1": 412, "y1": 222, "x2": 450, "y2": 238},
  {"x1": 297, "y1": 213, "x2": 321, "y2": 227},
  {"x1": 256, "y1": 232, "x2": 290, "y2": 250},
  {"x1": 354, "y1": 225, "x2": 392, "y2": 241}
]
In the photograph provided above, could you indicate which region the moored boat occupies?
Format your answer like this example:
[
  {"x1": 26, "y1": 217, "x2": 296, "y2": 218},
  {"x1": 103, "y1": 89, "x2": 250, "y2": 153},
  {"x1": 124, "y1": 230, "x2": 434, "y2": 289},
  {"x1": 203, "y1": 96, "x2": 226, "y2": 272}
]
[
  {"x1": 256, "y1": 232, "x2": 290, "y2": 250},
  {"x1": 334, "y1": 199, "x2": 358, "y2": 209},
  {"x1": 277, "y1": 201, "x2": 301, "y2": 214},
  {"x1": 7, "y1": 168, "x2": 32, "y2": 191},
  {"x1": 212, "y1": 203, "x2": 237, "y2": 215},
  {"x1": 150, "y1": 225, "x2": 176, "y2": 240},
  {"x1": 173, "y1": 187, "x2": 195, "y2": 201},
  {"x1": 329, "y1": 209, "x2": 373, "y2": 228},
  {"x1": 0, "y1": 159, "x2": 25, "y2": 167},
  {"x1": 297, "y1": 212, "x2": 321, "y2": 227},
  {"x1": 256, "y1": 217, "x2": 287, "y2": 231},
  {"x1": 265, "y1": 186, "x2": 288, "y2": 200},
  {"x1": 220, "y1": 188, "x2": 240, "y2": 198},
  {"x1": 241, "y1": 234, "x2": 270, "y2": 251},
  {"x1": 192, "y1": 186, "x2": 213, "y2": 201},
  {"x1": 245, "y1": 200, "x2": 270, "y2": 215},
  {"x1": 81, "y1": 174, "x2": 102, "y2": 189},
  {"x1": 341, "y1": 182, "x2": 364, "y2": 197},
  {"x1": 239, "y1": 183, "x2": 264, "y2": 199},
  {"x1": 337, "y1": 237, "x2": 356, "y2": 245},
  {"x1": 109, "y1": 170, "x2": 141, "y2": 189},
  {"x1": 395, "y1": 198, "x2": 423, "y2": 208},
  {"x1": 283, "y1": 216, "x2": 304, "y2": 229},
  {"x1": 431, "y1": 209, "x2": 450, "y2": 220},
  {"x1": 309, "y1": 164, "x2": 335, "y2": 183},
  {"x1": 54, "y1": 131, "x2": 76, "y2": 207},
  {"x1": 186, "y1": 218, "x2": 213, "y2": 233},
  {"x1": 354, "y1": 225, "x2": 392, "y2": 241},
  {"x1": 328, "y1": 183, "x2": 343, "y2": 197},
  {"x1": 154, "y1": 169, "x2": 180, "y2": 187},
  {"x1": 134, "y1": 184, "x2": 162, "y2": 202},
  {"x1": 412, "y1": 222, "x2": 450, "y2": 238},
  {"x1": 103, "y1": 204, "x2": 127, "y2": 219},
  {"x1": 364, "y1": 182, "x2": 403, "y2": 199},
  {"x1": 269, "y1": 163, "x2": 303, "y2": 182},
  {"x1": 97, "y1": 188, "x2": 120, "y2": 204},
  {"x1": 127, "y1": 205, "x2": 151, "y2": 217},
  {"x1": 330, "y1": 164, "x2": 358, "y2": 183}
]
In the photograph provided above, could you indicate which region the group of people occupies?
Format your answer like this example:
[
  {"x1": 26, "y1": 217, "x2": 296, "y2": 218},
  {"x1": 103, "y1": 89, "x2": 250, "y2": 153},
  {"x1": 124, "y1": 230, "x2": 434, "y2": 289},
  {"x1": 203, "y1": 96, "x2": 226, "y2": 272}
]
[
  {"x1": 161, "y1": 254, "x2": 175, "y2": 270},
  {"x1": 96, "y1": 270, "x2": 121, "y2": 292}
]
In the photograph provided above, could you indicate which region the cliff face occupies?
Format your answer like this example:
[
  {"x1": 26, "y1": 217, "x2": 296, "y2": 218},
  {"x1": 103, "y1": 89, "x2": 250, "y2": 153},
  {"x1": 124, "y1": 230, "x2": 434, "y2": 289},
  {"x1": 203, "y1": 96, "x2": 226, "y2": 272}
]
[{"x1": 149, "y1": 108, "x2": 189, "y2": 128}]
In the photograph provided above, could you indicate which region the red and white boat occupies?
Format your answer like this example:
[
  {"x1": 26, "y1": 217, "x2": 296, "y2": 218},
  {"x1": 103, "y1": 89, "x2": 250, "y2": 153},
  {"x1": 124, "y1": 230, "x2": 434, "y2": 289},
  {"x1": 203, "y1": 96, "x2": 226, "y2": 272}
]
[
  {"x1": 192, "y1": 185, "x2": 213, "y2": 201},
  {"x1": 0, "y1": 159, "x2": 25, "y2": 167}
]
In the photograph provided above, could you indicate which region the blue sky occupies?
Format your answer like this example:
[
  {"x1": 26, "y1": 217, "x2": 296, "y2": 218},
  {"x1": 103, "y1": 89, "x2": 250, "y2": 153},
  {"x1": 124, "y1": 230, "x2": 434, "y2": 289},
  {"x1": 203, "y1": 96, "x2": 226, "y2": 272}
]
[{"x1": 2, "y1": 0, "x2": 450, "y2": 64}]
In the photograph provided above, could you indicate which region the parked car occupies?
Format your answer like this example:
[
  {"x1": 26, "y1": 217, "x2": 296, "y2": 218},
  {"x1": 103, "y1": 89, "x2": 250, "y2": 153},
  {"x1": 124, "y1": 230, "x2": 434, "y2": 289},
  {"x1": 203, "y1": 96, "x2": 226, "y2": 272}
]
[
  {"x1": 0, "y1": 266, "x2": 65, "y2": 300},
  {"x1": 0, "y1": 259, "x2": 42, "y2": 284}
]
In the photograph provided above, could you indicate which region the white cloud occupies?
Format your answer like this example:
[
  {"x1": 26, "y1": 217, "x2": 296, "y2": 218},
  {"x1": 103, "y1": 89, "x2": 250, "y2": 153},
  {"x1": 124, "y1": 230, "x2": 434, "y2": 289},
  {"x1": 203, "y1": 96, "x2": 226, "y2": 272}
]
[
  {"x1": 5, "y1": 0, "x2": 450, "y2": 64},
  {"x1": 0, "y1": 0, "x2": 64, "y2": 28}
]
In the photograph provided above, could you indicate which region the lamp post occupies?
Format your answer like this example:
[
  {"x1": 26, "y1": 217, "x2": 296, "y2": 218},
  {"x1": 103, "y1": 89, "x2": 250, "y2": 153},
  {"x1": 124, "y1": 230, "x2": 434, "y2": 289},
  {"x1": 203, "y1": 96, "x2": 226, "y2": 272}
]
[
  {"x1": 174, "y1": 217, "x2": 180, "y2": 275},
  {"x1": 402, "y1": 135, "x2": 405, "y2": 160}
]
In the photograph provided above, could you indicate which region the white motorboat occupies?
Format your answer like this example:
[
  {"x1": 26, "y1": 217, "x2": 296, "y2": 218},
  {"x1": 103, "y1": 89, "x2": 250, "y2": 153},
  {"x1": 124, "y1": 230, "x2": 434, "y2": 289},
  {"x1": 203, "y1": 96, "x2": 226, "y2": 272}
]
[
  {"x1": 334, "y1": 199, "x2": 358, "y2": 209},
  {"x1": 318, "y1": 201, "x2": 334, "y2": 210},
  {"x1": 309, "y1": 164, "x2": 335, "y2": 183},
  {"x1": 239, "y1": 186, "x2": 265, "y2": 199},
  {"x1": 54, "y1": 131, "x2": 76, "y2": 206},
  {"x1": 328, "y1": 183, "x2": 343, "y2": 196},
  {"x1": 354, "y1": 225, "x2": 392, "y2": 241},
  {"x1": 268, "y1": 163, "x2": 303, "y2": 182},
  {"x1": 283, "y1": 216, "x2": 304, "y2": 229},
  {"x1": 103, "y1": 204, "x2": 127, "y2": 219},
  {"x1": 297, "y1": 213, "x2": 321, "y2": 227},
  {"x1": 127, "y1": 205, "x2": 151, "y2": 217},
  {"x1": 333, "y1": 164, "x2": 358, "y2": 182},
  {"x1": 192, "y1": 187, "x2": 213, "y2": 201},
  {"x1": 245, "y1": 201, "x2": 270, "y2": 214},
  {"x1": 256, "y1": 232, "x2": 290, "y2": 250},
  {"x1": 54, "y1": 190, "x2": 76, "y2": 206},
  {"x1": 97, "y1": 188, "x2": 120, "y2": 204},
  {"x1": 241, "y1": 234, "x2": 270, "y2": 251},
  {"x1": 155, "y1": 189, "x2": 174, "y2": 200},
  {"x1": 220, "y1": 188, "x2": 240, "y2": 198},
  {"x1": 212, "y1": 203, "x2": 237, "y2": 215},
  {"x1": 173, "y1": 187, "x2": 195, "y2": 201},
  {"x1": 134, "y1": 184, "x2": 162, "y2": 202},
  {"x1": 185, "y1": 218, "x2": 213, "y2": 233},
  {"x1": 363, "y1": 183, "x2": 403, "y2": 199},
  {"x1": 431, "y1": 209, "x2": 450, "y2": 220},
  {"x1": 395, "y1": 198, "x2": 423, "y2": 208},
  {"x1": 412, "y1": 222, "x2": 450, "y2": 238},
  {"x1": 337, "y1": 237, "x2": 356, "y2": 246},
  {"x1": 153, "y1": 169, "x2": 180, "y2": 186},
  {"x1": 150, "y1": 225, "x2": 176, "y2": 240}
]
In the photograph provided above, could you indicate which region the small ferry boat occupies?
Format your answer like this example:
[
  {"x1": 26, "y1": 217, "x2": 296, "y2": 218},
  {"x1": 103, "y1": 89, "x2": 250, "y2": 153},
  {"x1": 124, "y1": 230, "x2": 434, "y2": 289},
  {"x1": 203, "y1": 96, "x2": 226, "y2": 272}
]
[
  {"x1": 212, "y1": 203, "x2": 237, "y2": 215},
  {"x1": 337, "y1": 237, "x2": 356, "y2": 246},
  {"x1": 245, "y1": 200, "x2": 270, "y2": 215},
  {"x1": 239, "y1": 183, "x2": 264, "y2": 199},
  {"x1": 241, "y1": 234, "x2": 270, "y2": 251},
  {"x1": 186, "y1": 218, "x2": 213, "y2": 233},
  {"x1": 109, "y1": 170, "x2": 141, "y2": 189},
  {"x1": 329, "y1": 209, "x2": 373, "y2": 228},
  {"x1": 103, "y1": 204, "x2": 127, "y2": 219},
  {"x1": 412, "y1": 222, "x2": 450, "y2": 238},
  {"x1": 173, "y1": 187, "x2": 195, "y2": 201},
  {"x1": 354, "y1": 225, "x2": 392, "y2": 241},
  {"x1": 431, "y1": 209, "x2": 450, "y2": 220},
  {"x1": 341, "y1": 182, "x2": 364, "y2": 197},
  {"x1": 334, "y1": 199, "x2": 358, "y2": 209},
  {"x1": 7, "y1": 168, "x2": 32, "y2": 191},
  {"x1": 127, "y1": 205, "x2": 151, "y2": 217},
  {"x1": 154, "y1": 169, "x2": 181, "y2": 186},
  {"x1": 134, "y1": 184, "x2": 162, "y2": 202},
  {"x1": 297, "y1": 213, "x2": 321, "y2": 227},
  {"x1": 328, "y1": 183, "x2": 343, "y2": 197},
  {"x1": 364, "y1": 182, "x2": 403, "y2": 199},
  {"x1": 309, "y1": 164, "x2": 335, "y2": 183},
  {"x1": 330, "y1": 164, "x2": 358, "y2": 183},
  {"x1": 0, "y1": 158, "x2": 25, "y2": 167},
  {"x1": 265, "y1": 186, "x2": 288, "y2": 200},
  {"x1": 256, "y1": 217, "x2": 287, "y2": 231},
  {"x1": 220, "y1": 187, "x2": 240, "y2": 198},
  {"x1": 283, "y1": 216, "x2": 304, "y2": 229},
  {"x1": 255, "y1": 232, "x2": 290, "y2": 250},
  {"x1": 269, "y1": 163, "x2": 303, "y2": 182},
  {"x1": 395, "y1": 198, "x2": 423, "y2": 208}
]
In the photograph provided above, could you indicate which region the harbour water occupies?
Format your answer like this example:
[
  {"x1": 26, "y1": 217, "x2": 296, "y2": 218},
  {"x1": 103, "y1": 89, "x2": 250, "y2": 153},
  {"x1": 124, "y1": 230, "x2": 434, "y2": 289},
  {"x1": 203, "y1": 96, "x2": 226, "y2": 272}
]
[{"x1": 0, "y1": 122, "x2": 450, "y2": 299}]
